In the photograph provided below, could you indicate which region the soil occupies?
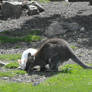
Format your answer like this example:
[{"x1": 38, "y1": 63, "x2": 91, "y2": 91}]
[{"x1": 0, "y1": 0, "x2": 92, "y2": 85}]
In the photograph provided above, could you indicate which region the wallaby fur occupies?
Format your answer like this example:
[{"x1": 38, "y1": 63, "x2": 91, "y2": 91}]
[{"x1": 25, "y1": 38, "x2": 92, "y2": 72}]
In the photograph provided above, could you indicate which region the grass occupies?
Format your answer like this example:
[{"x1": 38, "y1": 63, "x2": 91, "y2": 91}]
[
  {"x1": 5, "y1": 62, "x2": 19, "y2": 69},
  {"x1": 0, "y1": 54, "x2": 92, "y2": 92},
  {"x1": 70, "y1": 45, "x2": 78, "y2": 50},
  {"x1": 0, "y1": 64, "x2": 92, "y2": 92},
  {"x1": 0, "y1": 62, "x2": 26, "y2": 77},
  {"x1": 0, "y1": 54, "x2": 21, "y2": 61},
  {"x1": 0, "y1": 70, "x2": 26, "y2": 77},
  {"x1": 0, "y1": 35, "x2": 41, "y2": 43}
]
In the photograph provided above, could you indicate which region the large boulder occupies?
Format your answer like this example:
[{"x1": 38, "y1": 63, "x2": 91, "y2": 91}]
[
  {"x1": 64, "y1": 22, "x2": 81, "y2": 31},
  {"x1": 1, "y1": 2, "x2": 22, "y2": 19},
  {"x1": 23, "y1": 1, "x2": 44, "y2": 16},
  {"x1": 45, "y1": 21, "x2": 81, "y2": 37},
  {"x1": 0, "y1": 1, "x2": 44, "y2": 19},
  {"x1": 89, "y1": 0, "x2": 92, "y2": 5},
  {"x1": 45, "y1": 21, "x2": 67, "y2": 37}
]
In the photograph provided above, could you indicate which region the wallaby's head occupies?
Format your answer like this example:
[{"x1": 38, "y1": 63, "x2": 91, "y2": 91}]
[
  {"x1": 25, "y1": 53, "x2": 36, "y2": 72},
  {"x1": 27, "y1": 53, "x2": 35, "y2": 67}
]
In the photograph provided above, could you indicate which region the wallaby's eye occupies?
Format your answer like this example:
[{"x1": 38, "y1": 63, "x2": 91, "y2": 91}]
[{"x1": 28, "y1": 53, "x2": 31, "y2": 57}]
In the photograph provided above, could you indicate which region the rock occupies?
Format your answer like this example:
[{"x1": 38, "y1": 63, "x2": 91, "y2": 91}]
[
  {"x1": 89, "y1": 0, "x2": 92, "y2": 5},
  {"x1": 27, "y1": 5, "x2": 39, "y2": 16},
  {"x1": 64, "y1": 22, "x2": 81, "y2": 31},
  {"x1": 0, "y1": 0, "x2": 2, "y2": 9},
  {"x1": 0, "y1": 1, "x2": 45, "y2": 19},
  {"x1": 31, "y1": 1, "x2": 44, "y2": 12},
  {"x1": 45, "y1": 21, "x2": 67, "y2": 37},
  {"x1": 23, "y1": 1, "x2": 44, "y2": 16},
  {"x1": 0, "y1": 61, "x2": 8, "y2": 66},
  {"x1": 0, "y1": 30, "x2": 3, "y2": 32},
  {"x1": 1, "y1": 2, "x2": 22, "y2": 19},
  {"x1": 2, "y1": 77, "x2": 9, "y2": 80}
]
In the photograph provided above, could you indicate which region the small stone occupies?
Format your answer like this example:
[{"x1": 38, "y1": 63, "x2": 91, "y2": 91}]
[
  {"x1": 33, "y1": 82, "x2": 40, "y2": 86},
  {"x1": 2, "y1": 77, "x2": 9, "y2": 80},
  {"x1": 80, "y1": 27, "x2": 85, "y2": 32},
  {"x1": 27, "y1": 5, "x2": 39, "y2": 15}
]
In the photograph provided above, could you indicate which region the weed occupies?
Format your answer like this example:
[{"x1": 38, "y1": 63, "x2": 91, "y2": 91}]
[
  {"x1": 5, "y1": 62, "x2": 19, "y2": 69},
  {"x1": 70, "y1": 45, "x2": 77, "y2": 50}
]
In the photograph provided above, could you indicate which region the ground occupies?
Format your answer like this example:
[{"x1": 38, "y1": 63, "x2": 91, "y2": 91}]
[{"x1": 0, "y1": 1, "x2": 92, "y2": 84}]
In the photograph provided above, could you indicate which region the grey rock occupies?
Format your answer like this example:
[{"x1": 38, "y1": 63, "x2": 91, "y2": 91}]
[
  {"x1": 31, "y1": 1, "x2": 44, "y2": 12},
  {"x1": 0, "y1": 61, "x2": 8, "y2": 66},
  {"x1": 45, "y1": 21, "x2": 67, "y2": 37},
  {"x1": 89, "y1": 0, "x2": 92, "y2": 5},
  {"x1": 27, "y1": 5, "x2": 39, "y2": 15},
  {"x1": 64, "y1": 22, "x2": 81, "y2": 31},
  {"x1": 1, "y1": 2, "x2": 22, "y2": 19}
]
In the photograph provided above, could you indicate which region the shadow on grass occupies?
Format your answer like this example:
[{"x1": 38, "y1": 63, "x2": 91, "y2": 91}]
[{"x1": 27, "y1": 70, "x2": 62, "y2": 77}]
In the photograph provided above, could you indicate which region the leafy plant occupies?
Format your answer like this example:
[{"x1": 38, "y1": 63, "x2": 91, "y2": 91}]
[
  {"x1": 61, "y1": 64, "x2": 73, "y2": 73},
  {"x1": 5, "y1": 62, "x2": 19, "y2": 69},
  {"x1": 70, "y1": 45, "x2": 77, "y2": 50},
  {"x1": 13, "y1": 70, "x2": 26, "y2": 75}
]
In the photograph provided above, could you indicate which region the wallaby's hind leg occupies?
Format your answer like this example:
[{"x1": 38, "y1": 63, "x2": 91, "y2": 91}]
[
  {"x1": 40, "y1": 66, "x2": 47, "y2": 71},
  {"x1": 49, "y1": 56, "x2": 60, "y2": 71},
  {"x1": 49, "y1": 63, "x2": 58, "y2": 71}
]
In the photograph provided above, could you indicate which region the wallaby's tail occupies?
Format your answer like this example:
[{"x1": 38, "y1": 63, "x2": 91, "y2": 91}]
[{"x1": 71, "y1": 54, "x2": 92, "y2": 69}]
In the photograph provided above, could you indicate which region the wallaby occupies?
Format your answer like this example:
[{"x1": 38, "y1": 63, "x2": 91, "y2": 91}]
[{"x1": 25, "y1": 38, "x2": 92, "y2": 72}]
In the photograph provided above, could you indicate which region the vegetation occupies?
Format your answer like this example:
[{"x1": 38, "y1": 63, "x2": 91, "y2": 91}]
[
  {"x1": 5, "y1": 62, "x2": 19, "y2": 69},
  {"x1": 0, "y1": 62, "x2": 26, "y2": 77},
  {"x1": 70, "y1": 45, "x2": 78, "y2": 50},
  {"x1": 0, "y1": 35, "x2": 41, "y2": 43},
  {"x1": 0, "y1": 54, "x2": 21, "y2": 61},
  {"x1": 0, "y1": 64, "x2": 92, "y2": 92},
  {"x1": 0, "y1": 70, "x2": 26, "y2": 77}
]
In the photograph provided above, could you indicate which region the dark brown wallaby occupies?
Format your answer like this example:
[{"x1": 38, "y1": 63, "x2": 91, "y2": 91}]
[{"x1": 25, "y1": 38, "x2": 92, "y2": 72}]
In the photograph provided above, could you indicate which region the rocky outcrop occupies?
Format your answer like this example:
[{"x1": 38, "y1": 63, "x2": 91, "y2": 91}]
[
  {"x1": 1, "y1": 2, "x2": 22, "y2": 19},
  {"x1": 0, "y1": 1, "x2": 44, "y2": 19}
]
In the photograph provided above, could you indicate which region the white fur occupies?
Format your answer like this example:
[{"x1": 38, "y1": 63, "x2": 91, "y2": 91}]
[
  {"x1": 65, "y1": 0, "x2": 69, "y2": 2},
  {"x1": 18, "y1": 48, "x2": 38, "y2": 70}
]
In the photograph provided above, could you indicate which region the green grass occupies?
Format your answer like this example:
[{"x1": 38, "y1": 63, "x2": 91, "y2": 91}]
[
  {"x1": 0, "y1": 70, "x2": 26, "y2": 77},
  {"x1": 70, "y1": 45, "x2": 78, "y2": 50},
  {"x1": 0, "y1": 64, "x2": 92, "y2": 92},
  {"x1": 0, "y1": 54, "x2": 21, "y2": 61},
  {"x1": 0, "y1": 34, "x2": 41, "y2": 43},
  {"x1": 5, "y1": 62, "x2": 19, "y2": 69},
  {"x1": 0, "y1": 62, "x2": 26, "y2": 77}
]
